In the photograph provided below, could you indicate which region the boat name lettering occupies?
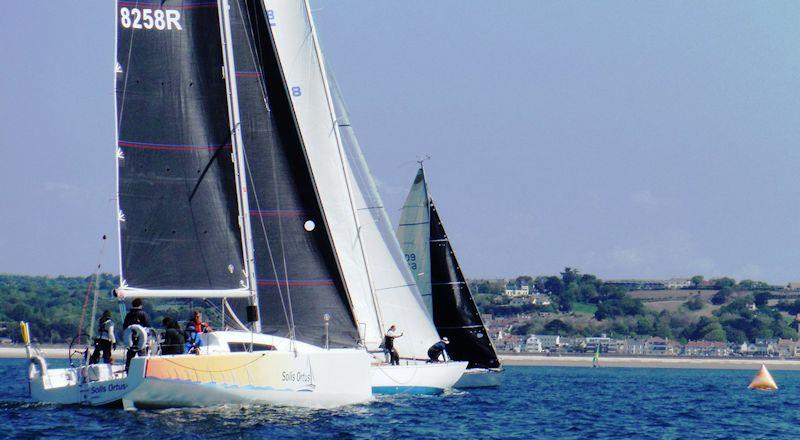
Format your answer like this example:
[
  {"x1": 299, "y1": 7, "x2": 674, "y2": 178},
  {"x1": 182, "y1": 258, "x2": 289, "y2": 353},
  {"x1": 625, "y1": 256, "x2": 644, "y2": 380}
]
[
  {"x1": 280, "y1": 370, "x2": 312, "y2": 384},
  {"x1": 90, "y1": 383, "x2": 128, "y2": 394},
  {"x1": 120, "y1": 8, "x2": 182, "y2": 31}
]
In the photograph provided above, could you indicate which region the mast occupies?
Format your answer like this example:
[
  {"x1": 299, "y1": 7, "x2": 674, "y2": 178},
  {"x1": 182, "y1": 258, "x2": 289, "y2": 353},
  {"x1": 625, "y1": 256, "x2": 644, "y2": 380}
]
[
  {"x1": 299, "y1": 1, "x2": 385, "y2": 338},
  {"x1": 218, "y1": 0, "x2": 260, "y2": 331}
]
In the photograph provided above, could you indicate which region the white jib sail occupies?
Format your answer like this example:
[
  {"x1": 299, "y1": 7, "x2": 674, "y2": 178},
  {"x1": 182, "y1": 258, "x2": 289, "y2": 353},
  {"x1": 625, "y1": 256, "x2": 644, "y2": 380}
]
[
  {"x1": 397, "y1": 167, "x2": 433, "y2": 315},
  {"x1": 329, "y1": 75, "x2": 440, "y2": 359}
]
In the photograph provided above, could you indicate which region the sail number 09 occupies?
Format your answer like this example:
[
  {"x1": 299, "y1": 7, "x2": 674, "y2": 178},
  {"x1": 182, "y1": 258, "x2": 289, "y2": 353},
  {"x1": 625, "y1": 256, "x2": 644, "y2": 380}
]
[{"x1": 120, "y1": 8, "x2": 182, "y2": 31}]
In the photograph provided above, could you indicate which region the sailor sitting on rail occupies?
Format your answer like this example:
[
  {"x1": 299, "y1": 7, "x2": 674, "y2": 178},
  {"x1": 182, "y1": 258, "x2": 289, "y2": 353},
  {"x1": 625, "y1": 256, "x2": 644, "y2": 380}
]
[{"x1": 184, "y1": 310, "x2": 212, "y2": 355}]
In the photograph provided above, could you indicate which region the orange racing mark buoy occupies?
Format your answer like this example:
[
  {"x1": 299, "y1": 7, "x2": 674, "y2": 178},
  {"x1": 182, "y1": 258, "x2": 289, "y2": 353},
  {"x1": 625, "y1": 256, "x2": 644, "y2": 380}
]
[{"x1": 748, "y1": 364, "x2": 778, "y2": 390}]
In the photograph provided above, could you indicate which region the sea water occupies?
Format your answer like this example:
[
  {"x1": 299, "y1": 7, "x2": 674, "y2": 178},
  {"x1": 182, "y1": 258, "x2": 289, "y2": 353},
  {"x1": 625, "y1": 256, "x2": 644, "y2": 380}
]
[{"x1": 2, "y1": 358, "x2": 800, "y2": 439}]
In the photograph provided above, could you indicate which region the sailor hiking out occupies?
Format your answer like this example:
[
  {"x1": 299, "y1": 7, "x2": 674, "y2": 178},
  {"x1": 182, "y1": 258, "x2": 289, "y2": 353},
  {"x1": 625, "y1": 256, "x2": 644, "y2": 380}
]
[
  {"x1": 427, "y1": 337, "x2": 450, "y2": 363},
  {"x1": 384, "y1": 325, "x2": 403, "y2": 365},
  {"x1": 89, "y1": 310, "x2": 116, "y2": 364}
]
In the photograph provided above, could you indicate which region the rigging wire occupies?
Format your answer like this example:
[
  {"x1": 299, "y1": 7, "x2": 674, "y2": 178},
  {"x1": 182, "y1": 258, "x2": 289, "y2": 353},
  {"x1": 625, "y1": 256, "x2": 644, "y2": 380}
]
[
  {"x1": 77, "y1": 234, "x2": 109, "y2": 340},
  {"x1": 235, "y1": 0, "x2": 297, "y2": 343}
]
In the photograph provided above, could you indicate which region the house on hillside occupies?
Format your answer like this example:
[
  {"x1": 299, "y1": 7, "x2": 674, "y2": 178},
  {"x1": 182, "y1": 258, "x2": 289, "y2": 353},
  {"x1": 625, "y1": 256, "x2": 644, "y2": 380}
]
[
  {"x1": 623, "y1": 338, "x2": 646, "y2": 355},
  {"x1": 645, "y1": 337, "x2": 679, "y2": 355},
  {"x1": 504, "y1": 283, "x2": 530, "y2": 298},
  {"x1": 525, "y1": 336, "x2": 543, "y2": 353},
  {"x1": 531, "y1": 294, "x2": 552, "y2": 306},
  {"x1": 494, "y1": 330, "x2": 522, "y2": 352},
  {"x1": 605, "y1": 279, "x2": 667, "y2": 290},
  {"x1": 666, "y1": 278, "x2": 693, "y2": 290},
  {"x1": 683, "y1": 340, "x2": 730, "y2": 357},
  {"x1": 742, "y1": 338, "x2": 779, "y2": 356},
  {"x1": 529, "y1": 334, "x2": 561, "y2": 350},
  {"x1": 775, "y1": 339, "x2": 800, "y2": 358}
]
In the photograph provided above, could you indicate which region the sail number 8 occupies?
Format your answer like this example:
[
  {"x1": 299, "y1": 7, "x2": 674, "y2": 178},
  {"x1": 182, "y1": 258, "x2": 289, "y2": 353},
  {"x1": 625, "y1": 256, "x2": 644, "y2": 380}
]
[{"x1": 120, "y1": 8, "x2": 182, "y2": 31}]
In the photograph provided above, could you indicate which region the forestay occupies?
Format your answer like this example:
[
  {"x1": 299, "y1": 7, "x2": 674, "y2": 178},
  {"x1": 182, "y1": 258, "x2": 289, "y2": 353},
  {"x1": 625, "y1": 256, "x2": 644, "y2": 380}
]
[{"x1": 115, "y1": 0, "x2": 250, "y2": 297}]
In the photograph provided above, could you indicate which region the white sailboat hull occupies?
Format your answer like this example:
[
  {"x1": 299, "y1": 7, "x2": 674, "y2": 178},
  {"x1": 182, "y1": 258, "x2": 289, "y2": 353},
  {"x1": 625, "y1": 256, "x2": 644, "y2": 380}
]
[
  {"x1": 453, "y1": 368, "x2": 504, "y2": 388},
  {"x1": 370, "y1": 360, "x2": 467, "y2": 395},
  {"x1": 28, "y1": 332, "x2": 372, "y2": 409}
]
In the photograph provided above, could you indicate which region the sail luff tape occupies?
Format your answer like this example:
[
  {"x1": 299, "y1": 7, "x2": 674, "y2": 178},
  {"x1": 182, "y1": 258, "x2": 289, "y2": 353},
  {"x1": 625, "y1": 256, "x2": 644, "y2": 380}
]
[{"x1": 20, "y1": 322, "x2": 30, "y2": 345}]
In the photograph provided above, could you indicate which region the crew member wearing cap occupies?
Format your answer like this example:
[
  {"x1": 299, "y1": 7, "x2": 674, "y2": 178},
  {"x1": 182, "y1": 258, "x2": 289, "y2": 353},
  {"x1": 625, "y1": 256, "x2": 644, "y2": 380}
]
[{"x1": 427, "y1": 337, "x2": 450, "y2": 363}]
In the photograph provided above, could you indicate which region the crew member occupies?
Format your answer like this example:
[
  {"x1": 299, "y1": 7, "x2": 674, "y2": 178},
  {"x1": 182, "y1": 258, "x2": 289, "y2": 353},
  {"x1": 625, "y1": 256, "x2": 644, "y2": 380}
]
[
  {"x1": 89, "y1": 310, "x2": 116, "y2": 364},
  {"x1": 384, "y1": 325, "x2": 403, "y2": 365},
  {"x1": 184, "y1": 310, "x2": 212, "y2": 354},
  {"x1": 427, "y1": 337, "x2": 450, "y2": 363},
  {"x1": 161, "y1": 317, "x2": 185, "y2": 355},
  {"x1": 123, "y1": 298, "x2": 151, "y2": 371}
]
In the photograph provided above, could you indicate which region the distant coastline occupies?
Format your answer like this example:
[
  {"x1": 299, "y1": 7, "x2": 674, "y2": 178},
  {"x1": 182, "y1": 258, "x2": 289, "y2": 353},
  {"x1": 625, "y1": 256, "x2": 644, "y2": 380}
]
[
  {"x1": 3, "y1": 346, "x2": 800, "y2": 370},
  {"x1": 499, "y1": 353, "x2": 800, "y2": 370}
]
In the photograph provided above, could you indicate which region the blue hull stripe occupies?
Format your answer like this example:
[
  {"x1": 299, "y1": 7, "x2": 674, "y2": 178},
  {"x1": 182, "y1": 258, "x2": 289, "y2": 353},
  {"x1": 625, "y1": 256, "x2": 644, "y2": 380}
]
[{"x1": 372, "y1": 386, "x2": 443, "y2": 395}]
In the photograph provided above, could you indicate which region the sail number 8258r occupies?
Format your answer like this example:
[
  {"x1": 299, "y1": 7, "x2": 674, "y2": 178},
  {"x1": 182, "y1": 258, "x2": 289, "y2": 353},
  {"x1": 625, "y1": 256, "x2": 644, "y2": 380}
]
[{"x1": 120, "y1": 8, "x2": 182, "y2": 31}]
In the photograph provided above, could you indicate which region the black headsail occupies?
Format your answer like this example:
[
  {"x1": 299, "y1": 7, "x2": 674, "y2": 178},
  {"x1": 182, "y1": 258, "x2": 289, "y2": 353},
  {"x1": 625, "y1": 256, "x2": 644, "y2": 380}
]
[
  {"x1": 115, "y1": 1, "x2": 247, "y2": 292},
  {"x1": 224, "y1": 0, "x2": 358, "y2": 347},
  {"x1": 429, "y1": 196, "x2": 500, "y2": 369}
]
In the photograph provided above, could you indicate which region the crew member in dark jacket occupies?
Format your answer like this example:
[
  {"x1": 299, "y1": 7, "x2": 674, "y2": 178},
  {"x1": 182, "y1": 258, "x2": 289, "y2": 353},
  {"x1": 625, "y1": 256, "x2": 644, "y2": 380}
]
[
  {"x1": 427, "y1": 337, "x2": 450, "y2": 363},
  {"x1": 89, "y1": 310, "x2": 116, "y2": 364},
  {"x1": 160, "y1": 317, "x2": 185, "y2": 355},
  {"x1": 123, "y1": 298, "x2": 151, "y2": 371},
  {"x1": 384, "y1": 325, "x2": 403, "y2": 365}
]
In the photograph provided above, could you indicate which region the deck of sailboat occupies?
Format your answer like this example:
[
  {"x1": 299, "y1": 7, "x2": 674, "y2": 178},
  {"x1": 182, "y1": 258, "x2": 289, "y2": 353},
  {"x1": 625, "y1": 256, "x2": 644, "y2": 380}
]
[{"x1": 28, "y1": 331, "x2": 373, "y2": 409}]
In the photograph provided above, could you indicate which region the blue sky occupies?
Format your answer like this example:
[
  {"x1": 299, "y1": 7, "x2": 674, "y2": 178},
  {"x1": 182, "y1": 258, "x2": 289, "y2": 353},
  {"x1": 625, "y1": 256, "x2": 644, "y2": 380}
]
[{"x1": 1, "y1": 2, "x2": 799, "y2": 283}]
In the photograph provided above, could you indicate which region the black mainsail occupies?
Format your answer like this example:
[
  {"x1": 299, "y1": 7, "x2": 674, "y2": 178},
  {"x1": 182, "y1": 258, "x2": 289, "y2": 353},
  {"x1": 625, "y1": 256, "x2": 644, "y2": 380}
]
[
  {"x1": 115, "y1": 0, "x2": 359, "y2": 347},
  {"x1": 116, "y1": 1, "x2": 247, "y2": 294},
  {"x1": 399, "y1": 167, "x2": 501, "y2": 369},
  {"x1": 223, "y1": 0, "x2": 359, "y2": 347}
]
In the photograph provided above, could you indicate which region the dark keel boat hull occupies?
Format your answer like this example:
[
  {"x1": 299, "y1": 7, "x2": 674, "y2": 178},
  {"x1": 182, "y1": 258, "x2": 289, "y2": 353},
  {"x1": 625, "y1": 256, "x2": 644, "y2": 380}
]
[{"x1": 454, "y1": 368, "x2": 503, "y2": 389}]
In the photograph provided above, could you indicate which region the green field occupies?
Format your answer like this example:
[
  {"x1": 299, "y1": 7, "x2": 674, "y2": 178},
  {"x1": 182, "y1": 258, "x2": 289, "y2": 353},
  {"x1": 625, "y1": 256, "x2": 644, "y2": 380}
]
[{"x1": 572, "y1": 302, "x2": 598, "y2": 315}]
